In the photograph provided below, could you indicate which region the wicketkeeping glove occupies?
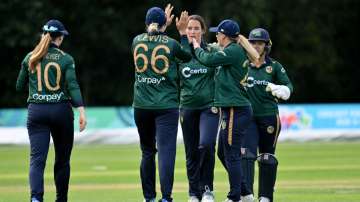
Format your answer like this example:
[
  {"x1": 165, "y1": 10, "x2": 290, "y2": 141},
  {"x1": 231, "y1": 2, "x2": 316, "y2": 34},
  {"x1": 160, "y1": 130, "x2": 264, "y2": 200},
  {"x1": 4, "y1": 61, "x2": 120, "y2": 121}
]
[{"x1": 266, "y1": 82, "x2": 291, "y2": 100}]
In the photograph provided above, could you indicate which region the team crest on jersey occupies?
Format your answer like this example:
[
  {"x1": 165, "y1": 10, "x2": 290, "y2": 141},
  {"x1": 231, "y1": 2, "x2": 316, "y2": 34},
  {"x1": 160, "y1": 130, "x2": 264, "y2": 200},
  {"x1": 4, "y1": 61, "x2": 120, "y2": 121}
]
[
  {"x1": 221, "y1": 120, "x2": 227, "y2": 130},
  {"x1": 265, "y1": 66, "x2": 273, "y2": 73},
  {"x1": 267, "y1": 126, "x2": 275, "y2": 134},
  {"x1": 211, "y1": 107, "x2": 219, "y2": 114}
]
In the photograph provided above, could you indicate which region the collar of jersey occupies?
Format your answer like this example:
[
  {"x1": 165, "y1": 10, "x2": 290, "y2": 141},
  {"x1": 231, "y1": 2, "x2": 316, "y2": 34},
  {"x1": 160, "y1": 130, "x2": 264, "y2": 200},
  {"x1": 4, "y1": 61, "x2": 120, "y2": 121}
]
[
  {"x1": 223, "y1": 41, "x2": 235, "y2": 49},
  {"x1": 147, "y1": 31, "x2": 166, "y2": 36},
  {"x1": 49, "y1": 43, "x2": 59, "y2": 48},
  {"x1": 250, "y1": 56, "x2": 272, "y2": 68}
]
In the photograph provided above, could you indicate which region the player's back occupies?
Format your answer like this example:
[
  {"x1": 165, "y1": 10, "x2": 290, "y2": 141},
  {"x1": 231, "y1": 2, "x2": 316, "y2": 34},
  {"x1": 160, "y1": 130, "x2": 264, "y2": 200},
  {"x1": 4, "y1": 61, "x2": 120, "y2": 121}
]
[
  {"x1": 132, "y1": 33, "x2": 191, "y2": 109},
  {"x1": 21, "y1": 46, "x2": 75, "y2": 104}
]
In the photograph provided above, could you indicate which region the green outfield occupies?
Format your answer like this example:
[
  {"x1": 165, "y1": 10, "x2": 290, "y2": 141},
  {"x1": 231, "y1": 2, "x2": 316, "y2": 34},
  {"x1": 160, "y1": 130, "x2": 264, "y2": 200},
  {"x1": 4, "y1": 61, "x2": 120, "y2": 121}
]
[{"x1": 0, "y1": 141, "x2": 360, "y2": 202}]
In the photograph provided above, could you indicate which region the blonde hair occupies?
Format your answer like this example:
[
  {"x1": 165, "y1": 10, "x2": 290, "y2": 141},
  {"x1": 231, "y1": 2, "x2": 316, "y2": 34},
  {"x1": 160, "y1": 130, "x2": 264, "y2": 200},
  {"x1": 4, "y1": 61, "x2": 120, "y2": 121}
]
[
  {"x1": 28, "y1": 33, "x2": 52, "y2": 72},
  {"x1": 147, "y1": 23, "x2": 160, "y2": 33}
]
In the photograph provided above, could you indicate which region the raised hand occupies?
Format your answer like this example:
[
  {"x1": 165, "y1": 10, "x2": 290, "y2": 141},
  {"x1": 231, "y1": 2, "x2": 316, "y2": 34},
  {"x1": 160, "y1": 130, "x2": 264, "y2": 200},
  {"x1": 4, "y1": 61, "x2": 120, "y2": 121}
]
[
  {"x1": 176, "y1": 11, "x2": 189, "y2": 35},
  {"x1": 165, "y1": 4, "x2": 174, "y2": 27}
]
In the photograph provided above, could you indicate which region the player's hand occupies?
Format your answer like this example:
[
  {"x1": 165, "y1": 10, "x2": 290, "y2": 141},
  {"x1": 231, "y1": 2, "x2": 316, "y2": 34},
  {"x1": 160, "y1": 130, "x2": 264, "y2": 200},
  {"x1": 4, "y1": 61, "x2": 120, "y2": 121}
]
[
  {"x1": 266, "y1": 82, "x2": 281, "y2": 92},
  {"x1": 78, "y1": 107, "x2": 87, "y2": 132},
  {"x1": 237, "y1": 34, "x2": 260, "y2": 66},
  {"x1": 176, "y1": 11, "x2": 188, "y2": 35},
  {"x1": 165, "y1": 4, "x2": 174, "y2": 27},
  {"x1": 192, "y1": 38, "x2": 200, "y2": 48},
  {"x1": 273, "y1": 86, "x2": 291, "y2": 100},
  {"x1": 266, "y1": 83, "x2": 291, "y2": 100}
]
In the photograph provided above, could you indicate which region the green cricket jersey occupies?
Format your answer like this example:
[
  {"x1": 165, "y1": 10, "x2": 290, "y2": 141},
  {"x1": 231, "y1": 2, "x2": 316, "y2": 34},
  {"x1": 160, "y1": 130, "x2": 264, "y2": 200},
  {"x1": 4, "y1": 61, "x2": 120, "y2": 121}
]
[
  {"x1": 132, "y1": 33, "x2": 192, "y2": 109},
  {"x1": 246, "y1": 58, "x2": 293, "y2": 116},
  {"x1": 16, "y1": 44, "x2": 84, "y2": 107},
  {"x1": 179, "y1": 37, "x2": 219, "y2": 109},
  {"x1": 194, "y1": 42, "x2": 250, "y2": 107}
]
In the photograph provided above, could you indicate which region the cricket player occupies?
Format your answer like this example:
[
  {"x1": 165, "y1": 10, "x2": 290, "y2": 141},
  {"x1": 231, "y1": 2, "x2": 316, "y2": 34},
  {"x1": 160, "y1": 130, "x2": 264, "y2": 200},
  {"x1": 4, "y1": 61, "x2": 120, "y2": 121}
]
[
  {"x1": 241, "y1": 28, "x2": 294, "y2": 202},
  {"x1": 16, "y1": 19, "x2": 87, "y2": 202},
  {"x1": 192, "y1": 19, "x2": 253, "y2": 202},
  {"x1": 132, "y1": 6, "x2": 192, "y2": 202},
  {"x1": 175, "y1": 12, "x2": 220, "y2": 202}
]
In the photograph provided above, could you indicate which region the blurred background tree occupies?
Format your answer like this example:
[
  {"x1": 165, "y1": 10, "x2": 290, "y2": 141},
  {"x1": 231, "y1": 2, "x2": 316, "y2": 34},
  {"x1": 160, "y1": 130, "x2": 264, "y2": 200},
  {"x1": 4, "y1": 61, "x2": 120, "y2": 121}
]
[{"x1": 1, "y1": 0, "x2": 359, "y2": 107}]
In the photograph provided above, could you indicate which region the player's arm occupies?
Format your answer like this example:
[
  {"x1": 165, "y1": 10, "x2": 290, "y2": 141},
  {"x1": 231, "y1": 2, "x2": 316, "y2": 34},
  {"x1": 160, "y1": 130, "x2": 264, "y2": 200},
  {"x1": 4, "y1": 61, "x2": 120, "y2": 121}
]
[
  {"x1": 65, "y1": 58, "x2": 84, "y2": 107},
  {"x1": 207, "y1": 42, "x2": 222, "y2": 52},
  {"x1": 194, "y1": 46, "x2": 233, "y2": 67},
  {"x1": 237, "y1": 35, "x2": 260, "y2": 64},
  {"x1": 274, "y1": 63, "x2": 293, "y2": 93},
  {"x1": 16, "y1": 55, "x2": 30, "y2": 92},
  {"x1": 192, "y1": 37, "x2": 233, "y2": 67},
  {"x1": 173, "y1": 41, "x2": 192, "y2": 62},
  {"x1": 176, "y1": 11, "x2": 192, "y2": 54},
  {"x1": 65, "y1": 58, "x2": 86, "y2": 131},
  {"x1": 179, "y1": 35, "x2": 192, "y2": 54}
]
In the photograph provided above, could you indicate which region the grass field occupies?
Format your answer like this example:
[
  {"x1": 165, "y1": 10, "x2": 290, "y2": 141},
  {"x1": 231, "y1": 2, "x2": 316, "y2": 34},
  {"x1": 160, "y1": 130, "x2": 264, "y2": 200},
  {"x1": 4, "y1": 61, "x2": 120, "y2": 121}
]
[{"x1": 0, "y1": 141, "x2": 360, "y2": 202}]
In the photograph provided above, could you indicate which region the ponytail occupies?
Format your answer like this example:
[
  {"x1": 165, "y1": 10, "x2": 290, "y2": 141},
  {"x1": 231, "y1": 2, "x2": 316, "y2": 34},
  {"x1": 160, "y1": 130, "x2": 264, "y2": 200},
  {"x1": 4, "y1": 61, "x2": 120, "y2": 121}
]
[
  {"x1": 147, "y1": 23, "x2": 160, "y2": 34},
  {"x1": 28, "y1": 33, "x2": 51, "y2": 72}
]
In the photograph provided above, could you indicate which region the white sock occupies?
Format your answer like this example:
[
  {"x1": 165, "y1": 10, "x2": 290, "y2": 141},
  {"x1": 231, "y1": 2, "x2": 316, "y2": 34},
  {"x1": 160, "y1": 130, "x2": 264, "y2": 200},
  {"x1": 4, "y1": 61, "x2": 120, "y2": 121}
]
[
  {"x1": 259, "y1": 197, "x2": 270, "y2": 202},
  {"x1": 241, "y1": 194, "x2": 255, "y2": 202}
]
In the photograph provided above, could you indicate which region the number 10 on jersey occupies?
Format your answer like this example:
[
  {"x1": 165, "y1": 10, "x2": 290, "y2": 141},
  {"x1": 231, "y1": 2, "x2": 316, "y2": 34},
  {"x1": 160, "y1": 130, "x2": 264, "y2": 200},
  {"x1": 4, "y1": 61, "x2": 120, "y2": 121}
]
[{"x1": 35, "y1": 62, "x2": 61, "y2": 92}]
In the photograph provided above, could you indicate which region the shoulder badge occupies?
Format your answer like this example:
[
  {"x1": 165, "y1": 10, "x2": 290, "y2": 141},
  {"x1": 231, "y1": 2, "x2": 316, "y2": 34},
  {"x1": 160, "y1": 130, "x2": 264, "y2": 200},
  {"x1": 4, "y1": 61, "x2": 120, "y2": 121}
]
[{"x1": 265, "y1": 66, "x2": 273, "y2": 74}]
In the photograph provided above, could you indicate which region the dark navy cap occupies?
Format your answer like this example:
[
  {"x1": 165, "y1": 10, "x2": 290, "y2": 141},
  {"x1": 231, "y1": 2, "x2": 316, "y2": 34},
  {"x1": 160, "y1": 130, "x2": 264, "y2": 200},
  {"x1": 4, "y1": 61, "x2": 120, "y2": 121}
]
[
  {"x1": 42, "y1": 19, "x2": 69, "y2": 35},
  {"x1": 209, "y1": 19, "x2": 240, "y2": 38},
  {"x1": 145, "y1": 7, "x2": 166, "y2": 26}
]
